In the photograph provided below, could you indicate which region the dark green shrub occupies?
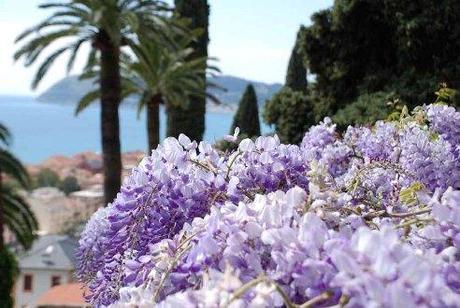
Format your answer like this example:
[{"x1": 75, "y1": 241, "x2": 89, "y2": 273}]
[
  {"x1": 33, "y1": 168, "x2": 60, "y2": 188},
  {"x1": 58, "y1": 176, "x2": 81, "y2": 195},
  {"x1": 263, "y1": 87, "x2": 315, "y2": 144},
  {"x1": 332, "y1": 91, "x2": 393, "y2": 130}
]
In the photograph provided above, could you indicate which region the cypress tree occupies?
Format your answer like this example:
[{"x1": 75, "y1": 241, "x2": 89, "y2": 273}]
[
  {"x1": 230, "y1": 84, "x2": 261, "y2": 138},
  {"x1": 167, "y1": 0, "x2": 209, "y2": 141},
  {"x1": 263, "y1": 28, "x2": 312, "y2": 144},
  {"x1": 285, "y1": 28, "x2": 308, "y2": 92}
]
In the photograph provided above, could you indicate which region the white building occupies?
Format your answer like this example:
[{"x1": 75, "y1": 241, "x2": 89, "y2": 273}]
[
  {"x1": 26, "y1": 188, "x2": 68, "y2": 234},
  {"x1": 14, "y1": 235, "x2": 78, "y2": 308},
  {"x1": 69, "y1": 189, "x2": 103, "y2": 220},
  {"x1": 26, "y1": 187, "x2": 103, "y2": 235}
]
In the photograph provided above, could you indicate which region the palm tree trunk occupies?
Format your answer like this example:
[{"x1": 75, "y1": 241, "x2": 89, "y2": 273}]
[
  {"x1": 147, "y1": 94, "x2": 162, "y2": 152},
  {"x1": 99, "y1": 33, "x2": 122, "y2": 205},
  {"x1": 0, "y1": 170, "x2": 4, "y2": 250}
]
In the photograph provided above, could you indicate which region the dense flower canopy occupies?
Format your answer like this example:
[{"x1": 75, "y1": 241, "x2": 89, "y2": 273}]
[{"x1": 78, "y1": 104, "x2": 460, "y2": 307}]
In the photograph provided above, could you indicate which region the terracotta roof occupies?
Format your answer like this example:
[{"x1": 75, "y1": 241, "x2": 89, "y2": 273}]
[{"x1": 37, "y1": 283, "x2": 89, "y2": 307}]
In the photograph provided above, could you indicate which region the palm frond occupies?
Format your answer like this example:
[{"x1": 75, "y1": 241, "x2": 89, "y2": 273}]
[
  {"x1": 75, "y1": 89, "x2": 100, "y2": 115},
  {"x1": 16, "y1": 20, "x2": 79, "y2": 43},
  {"x1": 0, "y1": 150, "x2": 30, "y2": 189},
  {"x1": 0, "y1": 186, "x2": 38, "y2": 249},
  {"x1": 66, "y1": 38, "x2": 87, "y2": 73},
  {"x1": 39, "y1": 2, "x2": 77, "y2": 9},
  {"x1": 39, "y1": 1, "x2": 92, "y2": 17},
  {"x1": 206, "y1": 81, "x2": 227, "y2": 92},
  {"x1": 121, "y1": 11, "x2": 140, "y2": 32},
  {"x1": 79, "y1": 48, "x2": 99, "y2": 81},
  {"x1": 2, "y1": 186, "x2": 38, "y2": 250},
  {"x1": 31, "y1": 46, "x2": 69, "y2": 89},
  {"x1": 204, "y1": 92, "x2": 222, "y2": 105},
  {"x1": 14, "y1": 28, "x2": 79, "y2": 61},
  {"x1": 0, "y1": 123, "x2": 11, "y2": 146}
]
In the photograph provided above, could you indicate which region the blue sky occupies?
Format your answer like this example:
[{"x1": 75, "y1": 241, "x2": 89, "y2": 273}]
[{"x1": 0, "y1": 0, "x2": 333, "y2": 95}]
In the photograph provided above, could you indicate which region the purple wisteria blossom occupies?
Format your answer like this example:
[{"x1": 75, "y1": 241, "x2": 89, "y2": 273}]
[{"x1": 78, "y1": 104, "x2": 460, "y2": 307}]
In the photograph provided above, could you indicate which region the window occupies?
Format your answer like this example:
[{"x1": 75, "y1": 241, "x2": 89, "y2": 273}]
[
  {"x1": 51, "y1": 275, "x2": 61, "y2": 287},
  {"x1": 23, "y1": 274, "x2": 33, "y2": 292}
]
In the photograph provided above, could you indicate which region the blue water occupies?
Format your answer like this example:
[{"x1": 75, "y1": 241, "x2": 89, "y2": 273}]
[{"x1": 0, "y1": 95, "x2": 271, "y2": 163}]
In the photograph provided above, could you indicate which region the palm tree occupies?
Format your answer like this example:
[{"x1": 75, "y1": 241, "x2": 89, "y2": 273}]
[
  {"x1": 14, "y1": 0, "x2": 176, "y2": 205},
  {"x1": 0, "y1": 123, "x2": 37, "y2": 251},
  {"x1": 126, "y1": 36, "x2": 220, "y2": 151},
  {"x1": 77, "y1": 35, "x2": 220, "y2": 152}
]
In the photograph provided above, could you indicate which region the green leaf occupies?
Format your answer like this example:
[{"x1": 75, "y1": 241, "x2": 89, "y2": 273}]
[
  {"x1": 0, "y1": 123, "x2": 12, "y2": 146},
  {"x1": 2, "y1": 186, "x2": 38, "y2": 249},
  {"x1": 399, "y1": 182, "x2": 425, "y2": 206},
  {"x1": 66, "y1": 39, "x2": 87, "y2": 73},
  {"x1": 31, "y1": 46, "x2": 69, "y2": 89},
  {"x1": 0, "y1": 150, "x2": 30, "y2": 189},
  {"x1": 75, "y1": 89, "x2": 100, "y2": 115}
]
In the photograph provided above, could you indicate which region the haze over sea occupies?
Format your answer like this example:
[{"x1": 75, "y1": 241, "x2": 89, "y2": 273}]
[{"x1": 0, "y1": 95, "x2": 271, "y2": 164}]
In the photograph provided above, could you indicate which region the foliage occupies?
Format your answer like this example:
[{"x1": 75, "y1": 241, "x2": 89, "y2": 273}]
[
  {"x1": 285, "y1": 27, "x2": 307, "y2": 92},
  {"x1": 263, "y1": 87, "x2": 315, "y2": 144},
  {"x1": 59, "y1": 176, "x2": 81, "y2": 195},
  {"x1": 167, "y1": 0, "x2": 210, "y2": 141},
  {"x1": 0, "y1": 123, "x2": 36, "y2": 251},
  {"x1": 230, "y1": 84, "x2": 261, "y2": 138},
  {"x1": 332, "y1": 91, "x2": 393, "y2": 130},
  {"x1": 0, "y1": 124, "x2": 11, "y2": 146},
  {"x1": 0, "y1": 151, "x2": 30, "y2": 190},
  {"x1": 33, "y1": 168, "x2": 60, "y2": 188},
  {"x1": 263, "y1": 29, "x2": 310, "y2": 144},
  {"x1": 77, "y1": 101, "x2": 460, "y2": 306},
  {"x1": 0, "y1": 247, "x2": 18, "y2": 308},
  {"x1": 0, "y1": 144, "x2": 35, "y2": 306},
  {"x1": 299, "y1": 0, "x2": 460, "y2": 115},
  {"x1": 14, "y1": 0, "x2": 173, "y2": 89},
  {"x1": 14, "y1": 0, "x2": 180, "y2": 204},
  {"x1": 434, "y1": 83, "x2": 459, "y2": 105},
  {"x1": 125, "y1": 34, "x2": 218, "y2": 150},
  {"x1": 32, "y1": 169, "x2": 80, "y2": 195},
  {"x1": 125, "y1": 35, "x2": 218, "y2": 114},
  {"x1": 1, "y1": 184, "x2": 38, "y2": 250}
]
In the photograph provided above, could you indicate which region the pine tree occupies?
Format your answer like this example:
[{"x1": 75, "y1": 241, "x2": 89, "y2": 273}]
[
  {"x1": 231, "y1": 84, "x2": 261, "y2": 138},
  {"x1": 285, "y1": 28, "x2": 308, "y2": 92},
  {"x1": 167, "y1": 0, "x2": 210, "y2": 142}
]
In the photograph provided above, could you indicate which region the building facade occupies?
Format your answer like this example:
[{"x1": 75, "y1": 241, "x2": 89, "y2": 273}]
[{"x1": 14, "y1": 235, "x2": 78, "y2": 308}]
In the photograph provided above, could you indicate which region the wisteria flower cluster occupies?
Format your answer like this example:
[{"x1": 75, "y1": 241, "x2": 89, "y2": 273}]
[{"x1": 78, "y1": 103, "x2": 460, "y2": 307}]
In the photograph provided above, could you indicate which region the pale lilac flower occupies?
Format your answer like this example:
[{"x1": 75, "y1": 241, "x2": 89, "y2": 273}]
[{"x1": 224, "y1": 127, "x2": 240, "y2": 143}]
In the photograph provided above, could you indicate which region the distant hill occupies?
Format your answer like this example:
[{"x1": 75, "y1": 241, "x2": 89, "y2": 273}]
[
  {"x1": 207, "y1": 75, "x2": 282, "y2": 106},
  {"x1": 37, "y1": 75, "x2": 282, "y2": 111}
]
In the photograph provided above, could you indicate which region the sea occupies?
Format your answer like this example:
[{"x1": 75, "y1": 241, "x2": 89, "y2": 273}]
[{"x1": 0, "y1": 95, "x2": 271, "y2": 164}]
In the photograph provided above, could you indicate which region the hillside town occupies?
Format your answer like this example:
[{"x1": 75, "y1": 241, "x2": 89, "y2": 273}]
[
  {"x1": 5, "y1": 151, "x2": 144, "y2": 307},
  {"x1": 25, "y1": 151, "x2": 143, "y2": 234}
]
